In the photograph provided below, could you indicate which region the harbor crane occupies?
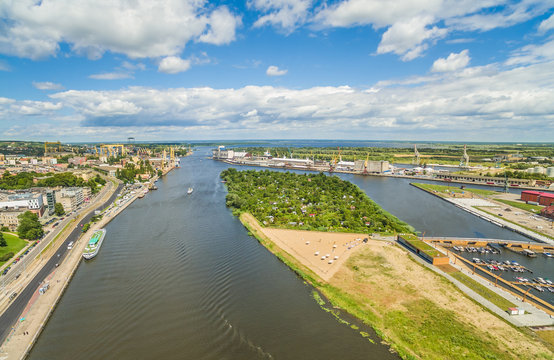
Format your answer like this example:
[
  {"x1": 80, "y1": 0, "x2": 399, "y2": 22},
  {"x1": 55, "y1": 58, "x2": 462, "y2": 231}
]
[
  {"x1": 460, "y1": 144, "x2": 470, "y2": 167},
  {"x1": 363, "y1": 153, "x2": 369, "y2": 174},
  {"x1": 412, "y1": 144, "x2": 420, "y2": 165},
  {"x1": 44, "y1": 141, "x2": 62, "y2": 154}
]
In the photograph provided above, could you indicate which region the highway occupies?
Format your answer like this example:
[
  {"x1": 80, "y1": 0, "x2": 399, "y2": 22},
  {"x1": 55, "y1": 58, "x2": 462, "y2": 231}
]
[{"x1": 0, "y1": 183, "x2": 123, "y2": 343}]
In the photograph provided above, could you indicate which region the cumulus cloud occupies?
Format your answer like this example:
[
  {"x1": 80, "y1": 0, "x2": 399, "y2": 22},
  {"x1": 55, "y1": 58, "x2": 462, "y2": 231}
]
[
  {"x1": 32, "y1": 81, "x2": 64, "y2": 90},
  {"x1": 0, "y1": 0, "x2": 241, "y2": 60},
  {"x1": 89, "y1": 72, "x2": 133, "y2": 80},
  {"x1": 431, "y1": 50, "x2": 470, "y2": 72},
  {"x1": 158, "y1": 56, "x2": 192, "y2": 74},
  {"x1": 249, "y1": 0, "x2": 312, "y2": 32},
  {"x1": 314, "y1": 0, "x2": 552, "y2": 60},
  {"x1": 266, "y1": 65, "x2": 288, "y2": 76}
]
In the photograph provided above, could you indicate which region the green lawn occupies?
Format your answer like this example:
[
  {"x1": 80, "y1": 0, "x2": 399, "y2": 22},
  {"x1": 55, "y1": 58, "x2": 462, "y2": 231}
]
[
  {"x1": 493, "y1": 198, "x2": 544, "y2": 213},
  {"x1": 450, "y1": 272, "x2": 516, "y2": 310},
  {"x1": 412, "y1": 182, "x2": 498, "y2": 196},
  {"x1": 0, "y1": 232, "x2": 28, "y2": 266}
]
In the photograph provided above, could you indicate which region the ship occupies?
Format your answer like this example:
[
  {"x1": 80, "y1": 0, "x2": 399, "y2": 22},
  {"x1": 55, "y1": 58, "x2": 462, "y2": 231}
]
[
  {"x1": 83, "y1": 229, "x2": 106, "y2": 260},
  {"x1": 187, "y1": 187, "x2": 193, "y2": 194}
]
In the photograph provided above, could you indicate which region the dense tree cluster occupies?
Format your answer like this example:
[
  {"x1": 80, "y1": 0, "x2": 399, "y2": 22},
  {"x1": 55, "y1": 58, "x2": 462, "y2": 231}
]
[
  {"x1": 221, "y1": 169, "x2": 413, "y2": 234},
  {"x1": 17, "y1": 211, "x2": 44, "y2": 240},
  {"x1": 115, "y1": 160, "x2": 155, "y2": 183},
  {"x1": 0, "y1": 171, "x2": 106, "y2": 193}
]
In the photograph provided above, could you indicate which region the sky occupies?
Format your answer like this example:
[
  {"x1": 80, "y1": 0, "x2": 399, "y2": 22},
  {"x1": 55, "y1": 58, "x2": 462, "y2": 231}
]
[{"x1": 0, "y1": 0, "x2": 553, "y2": 142}]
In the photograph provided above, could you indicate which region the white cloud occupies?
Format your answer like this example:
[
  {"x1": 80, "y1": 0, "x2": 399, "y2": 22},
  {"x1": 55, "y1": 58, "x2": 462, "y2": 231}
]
[
  {"x1": 89, "y1": 72, "x2": 133, "y2": 80},
  {"x1": 158, "y1": 56, "x2": 192, "y2": 74},
  {"x1": 0, "y1": 0, "x2": 241, "y2": 60},
  {"x1": 32, "y1": 81, "x2": 64, "y2": 90},
  {"x1": 377, "y1": 16, "x2": 448, "y2": 61},
  {"x1": 266, "y1": 65, "x2": 288, "y2": 76},
  {"x1": 314, "y1": 0, "x2": 552, "y2": 60},
  {"x1": 249, "y1": 0, "x2": 312, "y2": 32},
  {"x1": 506, "y1": 37, "x2": 554, "y2": 65},
  {"x1": 431, "y1": 49, "x2": 470, "y2": 72},
  {"x1": 1, "y1": 58, "x2": 553, "y2": 141},
  {"x1": 538, "y1": 13, "x2": 554, "y2": 33}
]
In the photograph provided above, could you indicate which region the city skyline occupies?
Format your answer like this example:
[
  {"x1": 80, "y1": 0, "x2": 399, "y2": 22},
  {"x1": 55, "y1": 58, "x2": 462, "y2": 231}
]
[{"x1": 1, "y1": 0, "x2": 553, "y2": 141}]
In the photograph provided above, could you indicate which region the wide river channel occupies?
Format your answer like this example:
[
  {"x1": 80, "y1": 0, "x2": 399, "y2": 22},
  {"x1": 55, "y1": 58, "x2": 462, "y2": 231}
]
[{"x1": 29, "y1": 148, "x2": 550, "y2": 359}]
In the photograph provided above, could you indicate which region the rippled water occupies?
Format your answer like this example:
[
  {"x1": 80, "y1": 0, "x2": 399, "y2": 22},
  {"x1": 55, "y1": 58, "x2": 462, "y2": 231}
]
[
  {"x1": 29, "y1": 148, "x2": 551, "y2": 359},
  {"x1": 29, "y1": 150, "x2": 397, "y2": 360}
]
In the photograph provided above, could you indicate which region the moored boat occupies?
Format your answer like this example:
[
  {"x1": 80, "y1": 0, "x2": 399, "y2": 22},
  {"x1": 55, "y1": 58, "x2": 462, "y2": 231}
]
[
  {"x1": 83, "y1": 229, "x2": 106, "y2": 260},
  {"x1": 187, "y1": 187, "x2": 193, "y2": 194}
]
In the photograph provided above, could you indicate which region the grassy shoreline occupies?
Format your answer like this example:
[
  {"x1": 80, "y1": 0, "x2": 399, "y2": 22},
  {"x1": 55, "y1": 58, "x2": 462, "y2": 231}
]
[{"x1": 239, "y1": 213, "x2": 552, "y2": 359}]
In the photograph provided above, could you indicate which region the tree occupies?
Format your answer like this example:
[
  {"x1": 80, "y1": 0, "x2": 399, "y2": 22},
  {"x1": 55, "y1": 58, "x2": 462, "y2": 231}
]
[
  {"x1": 17, "y1": 211, "x2": 44, "y2": 240},
  {"x1": 54, "y1": 202, "x2": 65, "y2": 216},
  {"x1": 0, "y1": 232, "x2": 6, "y2": 247},
  {"x1": 0, "y1": 226, "x2": 9, "y2": 232}
]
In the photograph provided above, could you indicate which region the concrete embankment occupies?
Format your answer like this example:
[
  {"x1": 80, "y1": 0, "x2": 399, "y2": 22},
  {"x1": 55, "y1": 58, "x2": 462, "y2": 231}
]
[
  {"x1": 218, "y1": 158, "x2": 549, "y2": 191},
  {"x1": 410, "y1": 183, "x2": 554, "y2": 245},
  {"x1": 0, "y1": 182, "x2": 148, "y2": 360}
]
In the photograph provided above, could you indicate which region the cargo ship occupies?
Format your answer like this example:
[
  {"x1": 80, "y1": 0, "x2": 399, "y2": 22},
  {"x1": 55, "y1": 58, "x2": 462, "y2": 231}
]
[{"x1": 83, "y1": 229, "x2": 106, "y2": 260}]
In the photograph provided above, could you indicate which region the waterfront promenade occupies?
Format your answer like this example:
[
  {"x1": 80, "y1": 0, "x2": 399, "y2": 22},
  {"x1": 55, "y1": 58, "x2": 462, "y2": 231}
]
[{"x1": 0, "y1": 181, "x2": 148, "y2": 359}]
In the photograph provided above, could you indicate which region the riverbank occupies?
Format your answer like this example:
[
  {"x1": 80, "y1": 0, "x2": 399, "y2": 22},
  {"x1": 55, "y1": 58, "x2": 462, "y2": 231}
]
[
  {"x1": 0, "y1": 181, "x2": 147, "y2": 360},
  {"x1": 411, "y1": 182, "x2": 554, "y2": 245},
  {"x1": 240, "y1": 213, "x2": 553, "y2": 359}
]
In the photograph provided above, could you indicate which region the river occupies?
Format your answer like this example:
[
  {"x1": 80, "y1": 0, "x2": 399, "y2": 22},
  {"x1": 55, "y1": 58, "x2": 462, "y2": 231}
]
[{"x1": 29, "y1": 147, "x2": 551, "y2": 359}]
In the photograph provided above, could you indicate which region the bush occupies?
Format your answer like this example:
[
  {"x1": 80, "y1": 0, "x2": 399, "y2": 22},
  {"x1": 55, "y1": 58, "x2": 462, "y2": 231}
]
[{"x1": 1, "y1": 252, "x2": 14, "y2": 262}]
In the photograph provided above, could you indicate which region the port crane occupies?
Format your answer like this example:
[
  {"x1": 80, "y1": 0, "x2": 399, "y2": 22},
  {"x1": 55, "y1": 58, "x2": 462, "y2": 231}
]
[
  {"x1": 363, "y1": 153, "x2": 369, "y2": 174},
  {"x1": 44, "y1": 141, "x2": 62, "y2": 154},
  {"x1": 460, "y1": 144, "x2": 470, "y2": 167},
  {"x1": 412, "y1": 144, "x2": 420, "y2": 165}
]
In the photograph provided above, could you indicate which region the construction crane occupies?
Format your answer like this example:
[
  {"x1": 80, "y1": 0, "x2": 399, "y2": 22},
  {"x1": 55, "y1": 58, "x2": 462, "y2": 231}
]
[
  {"x1": 99, "y1": 144, "x2": 126, "y2": 158},
  {"x1": 44, "y1": 141, "x2": 61, "y2": 154},
  {"x1": 363, "y1": 153, "x2": 369, "y2": 174},
  {"x1": 412, "y1": 144, "x2": 420, "y2": 165},
  {"x1": 169, "y1": 146, "x2": 175, "y2": 168},
  {"x1": 460, "y1": 144, "x2": 470, "y2": 167}
]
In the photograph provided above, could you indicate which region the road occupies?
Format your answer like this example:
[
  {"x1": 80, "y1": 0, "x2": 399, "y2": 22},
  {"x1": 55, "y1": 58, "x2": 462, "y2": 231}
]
[
  {"x1": 0, "y1": 183, "x2": 123, "y2": 343},
  {"x1": 0, "y1": 182, "x2": 114, "y2": 291}
]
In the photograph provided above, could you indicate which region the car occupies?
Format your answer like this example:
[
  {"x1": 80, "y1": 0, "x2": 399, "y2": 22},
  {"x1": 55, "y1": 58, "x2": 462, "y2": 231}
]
[
  {"x1": 9, "y1": 292, "x2": 17, "y2": 301},
  {"x1": 55, "y1": 263, "x2": 59, "y2": 267}
]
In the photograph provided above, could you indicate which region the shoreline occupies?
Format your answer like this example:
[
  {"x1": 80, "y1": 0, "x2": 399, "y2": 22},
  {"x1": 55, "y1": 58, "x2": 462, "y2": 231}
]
[
  {"x1": 239, "y1": 212, "x2": 553, "y2": 359},
  {"x1": 218, "y1": 158, "x2": 551, "y2": 191},
  {"x1": 0, "y1": 179, "x2": 152, "y2": 359},
  {"x1": 410, "y1": 183, "x2": 554, "y2": 245}
]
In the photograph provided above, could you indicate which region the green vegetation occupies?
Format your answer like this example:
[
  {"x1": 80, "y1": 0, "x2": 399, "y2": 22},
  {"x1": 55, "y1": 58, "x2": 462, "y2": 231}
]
[
  {"x1": 82, "y1": 223, "x2": 91, "y2": 232},
  {"x1": 412, "y1": 182, "x2": 498, "y2": 196},
  {"x1": 0, "y1": 232, "x2": 5, "y2": 247},
  {"x1": 17, "y1": 211, "x2": 44, "y2": 240},
  {"x1": 0, "y1": 171, "x2": 106, "y2": 193},
  {"x1": 494, "y1": 170, "x2": 552, "y2": 181},
  {"x1": 54, "y1": 202, "x2": 65, "y2": 216},
  {"x1": 450, "y1": 272, "x2": 516, "y2": 310},
  {"x1": 116, "y1": 160, "x2": 155, "y2": 183},
  {"x1": 400, "y1": 234, "x2": 444, "y2": 258},
  {"x1": 0, "y1": 232, "x2": 27, "y2": 265},
  {"x1": 222, "y1": 168, "x2": 413, "y2": 234},
  {"x1": 240, "y1": 214, "x2": 547, "y2": 359},
  {"x1": 494, "y1": 199, "x2": 544, "y2": 213},
  {"x1": 234, "y1": 143, "x2": 554, "y2": 168}
]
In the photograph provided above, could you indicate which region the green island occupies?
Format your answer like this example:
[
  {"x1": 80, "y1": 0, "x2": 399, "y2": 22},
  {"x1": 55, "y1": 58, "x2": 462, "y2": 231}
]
[
  {"x1": 223, "y1": 169, "x2": 553, "y2": 359},
  {"x1": 220, "y1": 168, "x2": 413, "y2": 234}
]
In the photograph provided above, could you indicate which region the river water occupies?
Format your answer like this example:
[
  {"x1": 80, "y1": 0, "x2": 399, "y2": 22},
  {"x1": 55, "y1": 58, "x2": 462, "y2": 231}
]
[{"x1": 29, "y1": 148, "x2": 552, "y2": 359}]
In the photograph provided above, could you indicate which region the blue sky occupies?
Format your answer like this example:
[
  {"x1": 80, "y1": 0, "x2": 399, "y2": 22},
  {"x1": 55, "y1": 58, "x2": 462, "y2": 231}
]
[{"x1": 0, "y1": 0, "x2": 553, "y2": 142}]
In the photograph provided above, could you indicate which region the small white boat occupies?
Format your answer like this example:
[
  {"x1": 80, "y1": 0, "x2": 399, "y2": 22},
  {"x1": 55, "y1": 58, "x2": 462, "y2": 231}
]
[{"x1": 187, "y1": 187, "x2": 193, "y2": 194}]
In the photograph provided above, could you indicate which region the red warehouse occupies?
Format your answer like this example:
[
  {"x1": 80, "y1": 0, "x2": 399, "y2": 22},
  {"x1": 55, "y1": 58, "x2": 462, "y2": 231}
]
[{"x1": 521, "y1": 190, "x2": 554, "y2": 206}]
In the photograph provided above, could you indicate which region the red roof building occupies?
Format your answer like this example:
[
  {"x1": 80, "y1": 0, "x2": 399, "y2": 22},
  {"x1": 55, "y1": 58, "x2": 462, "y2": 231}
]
[{"x1": 521, "y1": 190, "x2": 554, "y2": 206}]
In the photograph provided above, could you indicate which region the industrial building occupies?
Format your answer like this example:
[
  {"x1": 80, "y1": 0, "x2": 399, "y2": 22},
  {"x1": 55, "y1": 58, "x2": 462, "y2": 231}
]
[
  {"x1": 435, "y1": 173, "x2": 535, "y2": 187},
  {"x1": 521, "y1": 190, "x2": 554, "y2": 206}
]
